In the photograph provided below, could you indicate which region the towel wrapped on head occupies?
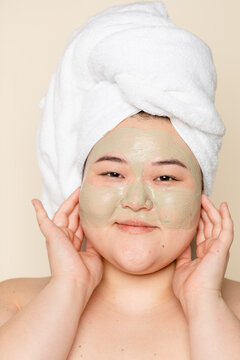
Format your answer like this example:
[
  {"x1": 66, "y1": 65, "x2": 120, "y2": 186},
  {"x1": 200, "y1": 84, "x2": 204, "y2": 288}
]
[{"x1": 36, "y1": 0, "x2": 226, "y2": 219}]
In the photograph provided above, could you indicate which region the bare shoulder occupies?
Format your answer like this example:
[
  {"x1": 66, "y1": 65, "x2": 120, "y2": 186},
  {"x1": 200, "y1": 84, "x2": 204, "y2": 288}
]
[
  {"x1": 0, "y1": 276, "x2": 51, "y2": 315},
  {"x1": 0, "y1": 276, "x2": 50, "y2": 327},
  {"x1": 222, "y1": 277, "x2": 240, "y2": 319}
]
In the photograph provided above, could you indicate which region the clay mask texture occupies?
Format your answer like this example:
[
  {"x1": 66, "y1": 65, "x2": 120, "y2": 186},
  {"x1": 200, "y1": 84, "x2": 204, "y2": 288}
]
[{"x1": 79, "y1": 127, "x2": 202, "y2": 231}]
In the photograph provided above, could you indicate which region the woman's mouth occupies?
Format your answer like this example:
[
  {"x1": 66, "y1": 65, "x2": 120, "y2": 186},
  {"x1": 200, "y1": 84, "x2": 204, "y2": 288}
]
[{"x1": 116, "y1": 223, "x2": 157, "y2": 234}]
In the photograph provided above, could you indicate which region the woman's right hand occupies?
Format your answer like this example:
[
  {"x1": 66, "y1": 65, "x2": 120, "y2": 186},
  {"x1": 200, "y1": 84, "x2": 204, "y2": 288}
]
[{"x1": 31, "y1": 186, "x2": 104, "y2": 298}]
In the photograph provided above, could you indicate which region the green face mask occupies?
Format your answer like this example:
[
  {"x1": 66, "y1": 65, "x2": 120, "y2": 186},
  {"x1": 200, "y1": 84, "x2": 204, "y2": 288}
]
[{"x1": 79, "y1": 127, "x2": 202, "y2": 231}]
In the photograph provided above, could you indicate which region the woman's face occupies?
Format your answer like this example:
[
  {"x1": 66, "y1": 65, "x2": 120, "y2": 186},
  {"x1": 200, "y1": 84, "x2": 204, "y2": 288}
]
[{"x1": 79, "y1": 116, "x2": 202, "y2": 274}]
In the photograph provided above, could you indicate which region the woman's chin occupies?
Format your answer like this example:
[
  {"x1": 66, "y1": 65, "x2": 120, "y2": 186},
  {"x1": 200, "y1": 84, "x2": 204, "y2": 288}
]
[{"x1": 111, "y1": 246, "x2": 164, "y2": 274}]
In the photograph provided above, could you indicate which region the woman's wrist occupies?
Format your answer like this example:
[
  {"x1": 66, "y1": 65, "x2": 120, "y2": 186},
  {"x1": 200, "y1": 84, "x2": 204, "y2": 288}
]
[
  {"x1": 50, "y1": 275, "x2": 94, "y2": 309},
  {"x1": 183, "y1": 291, "x2": 240, "y2": 360},
  {"x1": 180, "y1": 289, "x2": 223, "y2": 320},
  {"x1": 51, "y1": 275, "x2": 88, "y2": 288}
]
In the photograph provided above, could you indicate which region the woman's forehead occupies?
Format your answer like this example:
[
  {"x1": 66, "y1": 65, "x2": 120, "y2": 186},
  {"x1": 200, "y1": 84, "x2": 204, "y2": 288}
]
[
  {"x1": 88, "y1": 125, "x2": 199, "y2": 171},
  {"x1": 101, "y1": 115, "x2": 186, "y2": 148},
  {"x1": 86, "y1": 115, "x2": 186, "y2": 162}
]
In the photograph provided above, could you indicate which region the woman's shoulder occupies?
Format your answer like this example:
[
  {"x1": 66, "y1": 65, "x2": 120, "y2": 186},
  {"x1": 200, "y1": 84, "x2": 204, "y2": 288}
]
[
  {"x1": 222, "y1": 277, "x2": 240, "y2": 319},
  {"x1": 0, "y1": 276, "x2": 51, "y2": 310},
  {"x1": 0, "y1": 276, "x2": 50, "y2": 327}
]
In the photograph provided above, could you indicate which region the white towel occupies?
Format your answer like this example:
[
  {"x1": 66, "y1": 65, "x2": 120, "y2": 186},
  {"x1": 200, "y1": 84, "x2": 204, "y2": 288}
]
[{"x1": 36, "y1": 0, "x2": 226, "y2": 219}]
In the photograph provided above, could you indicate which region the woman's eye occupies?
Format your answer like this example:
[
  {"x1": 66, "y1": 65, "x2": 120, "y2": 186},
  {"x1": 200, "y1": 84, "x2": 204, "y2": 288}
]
[
  {"x1": 155, "y1": 175, "x2": 177, "y2": 182},
  {"x1": 100, "y1": 172, "x2": 123, "y2": 178},
  {"x1": 99, "y1": 173, "x2": 177, "y2": 182}
]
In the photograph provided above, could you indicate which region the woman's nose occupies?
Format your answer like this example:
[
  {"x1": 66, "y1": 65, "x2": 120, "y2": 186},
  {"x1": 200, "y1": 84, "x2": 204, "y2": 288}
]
[{"x1": 120, "y1": 180, "x2": 153, "y2": 211}]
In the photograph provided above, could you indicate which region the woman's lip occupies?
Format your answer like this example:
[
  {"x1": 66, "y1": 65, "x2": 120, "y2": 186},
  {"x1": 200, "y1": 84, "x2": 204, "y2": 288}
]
[{"x1": 116, "y1": 223, "x2": 156, "y2": 234}]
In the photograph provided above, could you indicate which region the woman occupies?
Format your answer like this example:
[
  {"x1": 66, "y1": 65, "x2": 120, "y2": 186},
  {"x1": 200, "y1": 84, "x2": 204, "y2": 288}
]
[
  {"x1": 0, "y1": 1, "x2": 240, "y2": 359},
  {"x1": 0, "y1": 112, "x2": 239, "y2": 359}
]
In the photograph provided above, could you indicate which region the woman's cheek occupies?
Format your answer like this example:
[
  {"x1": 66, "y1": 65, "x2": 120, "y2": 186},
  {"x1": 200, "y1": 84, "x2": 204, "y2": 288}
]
[
  {"x1": 79, "y1": 181, "x2": 120, "y2": 228},
  {"x1": 79, "y1": 180, "x2": 201, "y2": 231},
  {"x1": 155, "y1": 188, "x2": 201, "y2": 230}
]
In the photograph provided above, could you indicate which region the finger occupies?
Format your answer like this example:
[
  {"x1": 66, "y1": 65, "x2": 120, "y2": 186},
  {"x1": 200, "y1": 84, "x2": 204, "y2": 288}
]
[
  {"x1": 72, "y1": 233, "x2": 83, "y2": 252},
  {"x1": 53, "y1": 186, "x2": 80, "y2": 225},
  {"x1": 201, "y1": 193, "x2": 221, "y2": 239},
  {"x1": 201, "y1": 208, "x2": 213, "y2": 239},
  {"x1": 218, "y1": 202, "x2": 234, "y2": 251},
  {"x1": 68, "y1": 203, "x2": 80, "y2": 233},
  {"x1": 32, "y1": 199, "x2": 60, "y2": 241},
  {"x1": 175, "y1": 245, "x2": 192, "y2": 269},
  {"x1": 195, "y1": 217, "x2": 205, "y2": 246},
  {"x1": 53, "y1": 186, "x2": 80, "y2": 227},
  {"x1": 75, "y1": 224, "x2": 84, "y2": 244},
  {"x1": 196, "y1": 238, "x2": 205, "y2": 258}
]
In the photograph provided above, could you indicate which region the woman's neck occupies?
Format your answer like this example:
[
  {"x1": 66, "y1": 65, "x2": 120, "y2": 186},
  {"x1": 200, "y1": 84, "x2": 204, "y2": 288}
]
[{"x1": 91, "y1": 259, "x2": 180, "y2": 317}]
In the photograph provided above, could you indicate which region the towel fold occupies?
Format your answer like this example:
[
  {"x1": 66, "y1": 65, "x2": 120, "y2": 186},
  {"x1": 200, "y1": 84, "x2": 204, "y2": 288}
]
[{"x1": 36, "y1": 1, "x2": 226, "y2": 219}]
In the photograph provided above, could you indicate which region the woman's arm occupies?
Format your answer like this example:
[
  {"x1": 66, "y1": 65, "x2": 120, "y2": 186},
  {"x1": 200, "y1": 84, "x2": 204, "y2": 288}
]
[
  {"x1": 186, "y1": 292, "x2": 240, "y2": 360},
  {"x1": 0, "y1": 186, "x2": 103, "y2": 360},
  {"x1": 0, "y1": 186, "x2": 103, "y2": 359},
  {"x1": 172, "y1": 194, "x2": 239, "y2": 358},
  {"x1": 0, "y1": 277, "x2": 88, "y2": 360}
]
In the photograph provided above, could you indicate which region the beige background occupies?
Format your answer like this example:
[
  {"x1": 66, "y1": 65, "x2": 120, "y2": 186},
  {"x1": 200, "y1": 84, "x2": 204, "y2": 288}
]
[{"x1": 1, "y1": 0, "x2": 239, "y2": 282}]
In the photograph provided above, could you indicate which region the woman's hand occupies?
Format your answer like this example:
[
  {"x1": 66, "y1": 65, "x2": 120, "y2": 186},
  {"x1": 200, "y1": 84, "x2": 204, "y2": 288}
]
[
  {"x1": 31, "y1": 186, "x2": 104, "y2": 296},
  {"x1": 172, "y1": 192, "x2": 234, "y2": 315}
]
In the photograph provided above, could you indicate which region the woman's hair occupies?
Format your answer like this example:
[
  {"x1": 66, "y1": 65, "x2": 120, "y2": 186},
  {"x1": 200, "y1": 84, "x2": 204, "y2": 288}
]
[{"x1": 81, "y1": 111, "x2": 204, "y2": 191}]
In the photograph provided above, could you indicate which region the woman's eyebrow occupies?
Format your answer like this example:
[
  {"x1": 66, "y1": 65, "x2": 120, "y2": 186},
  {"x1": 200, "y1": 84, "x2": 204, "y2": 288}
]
[
  {"x1": 94, "y1": 155, "x2": 127, "y2": 164},
  {"x1": 151, "y1": 159, "x2": 187, "y2": 169},
  {"x1": 94, "y1": 156, "x2": 187, "y2": 169}
]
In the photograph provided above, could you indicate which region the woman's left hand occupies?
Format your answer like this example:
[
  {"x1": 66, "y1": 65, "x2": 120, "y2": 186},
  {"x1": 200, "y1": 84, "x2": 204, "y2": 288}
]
[{"x1": 172, "y1": 192, "x2": 234, "y2": 315}]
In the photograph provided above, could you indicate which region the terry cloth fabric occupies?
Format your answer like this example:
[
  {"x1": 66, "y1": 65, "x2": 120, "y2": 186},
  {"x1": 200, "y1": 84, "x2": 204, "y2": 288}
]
[{"x1": 36, "y1": 0, "x2": 226, "y2": 219}]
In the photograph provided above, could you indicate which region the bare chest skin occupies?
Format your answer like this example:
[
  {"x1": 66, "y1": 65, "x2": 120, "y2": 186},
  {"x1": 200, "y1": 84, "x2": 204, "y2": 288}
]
[{"x1": 66, "y1": 293, "x2": 191, "y2": 360}]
